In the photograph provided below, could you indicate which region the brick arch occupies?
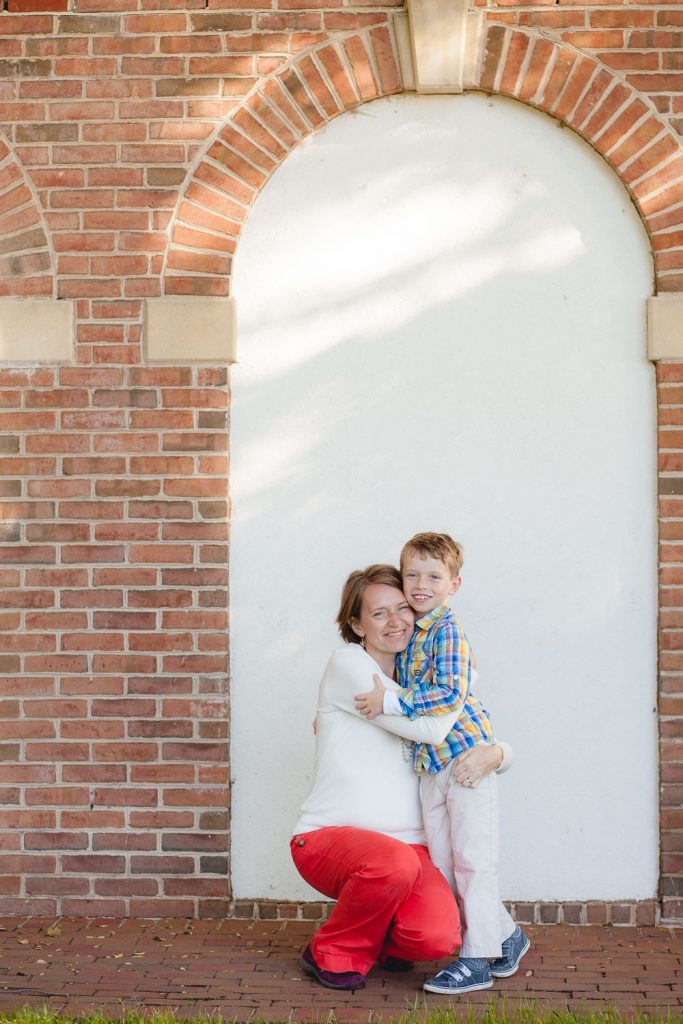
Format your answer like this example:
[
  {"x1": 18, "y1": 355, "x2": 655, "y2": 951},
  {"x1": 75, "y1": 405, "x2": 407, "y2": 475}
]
[
  {"x1": 163, "y1": 23, "x2": 683, "y2": 298},
  {"x1": 162, "y1": 26, "x2": 401, "y2": 297},
  {"x1": 0, "y1": 132, "x2": 54, "y2": 298},
  {"x1": 479, "y1": 25, "x2": 683, "y2": 292}
]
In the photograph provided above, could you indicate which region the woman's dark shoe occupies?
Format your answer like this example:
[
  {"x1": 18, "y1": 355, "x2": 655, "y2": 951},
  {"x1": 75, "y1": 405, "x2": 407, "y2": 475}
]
[
  {"x1": 300, "y1": 945, "x2": 366, "y2": 991},
  {"x1": 380, "y1": 956, "x2": 415, "y2": 972}
]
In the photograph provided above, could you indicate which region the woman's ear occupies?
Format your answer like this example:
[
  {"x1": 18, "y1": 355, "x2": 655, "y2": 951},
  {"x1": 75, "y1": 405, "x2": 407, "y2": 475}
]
[{"x1": 350, "y1": 619, "x2": 364, "y2": 640}]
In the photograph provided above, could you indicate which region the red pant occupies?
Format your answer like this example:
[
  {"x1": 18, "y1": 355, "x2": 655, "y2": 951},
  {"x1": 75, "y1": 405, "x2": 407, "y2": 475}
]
[{"x1": 291, "y1": 826, "x2": 461, "y2": 975}]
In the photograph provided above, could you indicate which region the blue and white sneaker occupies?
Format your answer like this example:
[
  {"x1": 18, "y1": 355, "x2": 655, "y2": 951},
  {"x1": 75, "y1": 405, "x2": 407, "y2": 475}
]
[
  {"x1": 489, "y1": 925, "x2": 531, "y2": 978},
  {"x1": 423, "y1": 957, "x2": 493, "y2": 994}
]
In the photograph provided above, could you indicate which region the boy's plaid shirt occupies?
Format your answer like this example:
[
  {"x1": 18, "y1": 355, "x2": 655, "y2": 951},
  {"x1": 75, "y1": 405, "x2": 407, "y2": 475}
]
[{"x1": 395, "y1": 603, "x2": 493, "y2": 774}]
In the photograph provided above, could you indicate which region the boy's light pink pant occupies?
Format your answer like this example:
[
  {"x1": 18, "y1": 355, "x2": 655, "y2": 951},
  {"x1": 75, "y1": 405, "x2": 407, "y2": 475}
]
[
  {"x1": 290, "y1": 825, "x2": 461, "y2": 975},
  {"x1": 420, "y1": 766, "x2": 515, "y2": 958}
]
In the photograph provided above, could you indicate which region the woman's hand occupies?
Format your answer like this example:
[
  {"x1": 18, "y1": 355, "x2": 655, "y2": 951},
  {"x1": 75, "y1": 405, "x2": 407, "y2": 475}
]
[
  {"x1": 354, "y1": 674, "x2": 386, "y2": 719},
  {"x1": 452, "y1": 743, "x2": 503, "y2": 788}
]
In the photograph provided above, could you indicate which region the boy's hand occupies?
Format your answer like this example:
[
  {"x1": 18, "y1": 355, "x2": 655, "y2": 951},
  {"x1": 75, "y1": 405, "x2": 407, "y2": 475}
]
[{"x1": 354, "y1": 674, "x2": 385, "y2": 719}]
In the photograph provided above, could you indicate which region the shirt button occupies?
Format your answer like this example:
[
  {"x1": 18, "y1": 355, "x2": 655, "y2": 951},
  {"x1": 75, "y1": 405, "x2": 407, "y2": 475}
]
[{"x1": 297, "y1": 839, "x2": 305, "y2": 847}]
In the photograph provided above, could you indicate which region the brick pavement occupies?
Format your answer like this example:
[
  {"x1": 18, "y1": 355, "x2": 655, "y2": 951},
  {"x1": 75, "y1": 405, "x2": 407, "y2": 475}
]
[{"x1": 0, "y1": 918, "x2": 680, "y2": 1021}]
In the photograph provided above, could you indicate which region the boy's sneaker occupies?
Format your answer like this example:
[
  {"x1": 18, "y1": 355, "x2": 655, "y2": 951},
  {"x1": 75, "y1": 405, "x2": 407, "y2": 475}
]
[
  {"x1": 489, "y1": 926, "x2": 530, "y2": 978},
  {"x1": 423, "y1": 957, "x2": 493, "y2": 994}
]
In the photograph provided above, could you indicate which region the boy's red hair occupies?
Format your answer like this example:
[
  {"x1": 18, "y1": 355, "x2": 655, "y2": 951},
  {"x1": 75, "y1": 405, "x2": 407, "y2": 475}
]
[{"x1": 400, "y1": 532, "x2": 464, "y2": 578}]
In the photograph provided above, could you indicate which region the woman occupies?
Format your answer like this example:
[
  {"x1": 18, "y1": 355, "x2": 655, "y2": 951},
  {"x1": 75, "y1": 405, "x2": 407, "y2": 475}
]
[{"x1": 291, "y1": 564, "x2": 510, "y2": 991}]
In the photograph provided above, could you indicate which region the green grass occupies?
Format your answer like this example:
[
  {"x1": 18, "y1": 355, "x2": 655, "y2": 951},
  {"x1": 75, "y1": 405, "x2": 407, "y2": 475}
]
[
  {"x1": 396, "y1": 1005, "x2": 683, "y2": 1024},
  {"x1": 0, "y1": 1006, "x2": 681, "y2": 1024}
]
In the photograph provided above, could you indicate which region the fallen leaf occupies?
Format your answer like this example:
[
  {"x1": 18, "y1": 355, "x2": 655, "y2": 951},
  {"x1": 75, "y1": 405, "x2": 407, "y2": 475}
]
[
  {"x1": 114, "y1": 953, "x2": 123, "y2": 959},
  {"x1": 46, "y1": 927, "x2": 61, "y2": 938},
  {"x1": 17, "y1": 939, "x2": 28, "y2": 945},
  {"x1": 525, "y1": 970, "x2": 533, "y2": 977},
  {"x1": 35, "y1": 960, "x2": 47, "y2": 965}
]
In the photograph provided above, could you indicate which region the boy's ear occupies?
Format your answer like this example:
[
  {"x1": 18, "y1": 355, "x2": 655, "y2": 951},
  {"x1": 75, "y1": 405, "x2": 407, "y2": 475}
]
[
  {"x1": 350, "y1": 619, "x2": 364, "y2": 640},
  {"x1": 449, "y1": 576, "x2": 462, "y2": 596}
]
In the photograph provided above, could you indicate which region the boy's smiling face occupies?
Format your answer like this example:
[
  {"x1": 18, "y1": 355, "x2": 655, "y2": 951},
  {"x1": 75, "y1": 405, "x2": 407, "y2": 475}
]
[{"x1": 402, "y1": 553, "x2": 461, "y2": 615}]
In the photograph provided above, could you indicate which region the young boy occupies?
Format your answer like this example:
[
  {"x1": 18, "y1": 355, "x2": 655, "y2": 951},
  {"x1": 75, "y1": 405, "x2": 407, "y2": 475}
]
[{"x1": 355, "y1": 532, "x2": 529, "y2": 994}]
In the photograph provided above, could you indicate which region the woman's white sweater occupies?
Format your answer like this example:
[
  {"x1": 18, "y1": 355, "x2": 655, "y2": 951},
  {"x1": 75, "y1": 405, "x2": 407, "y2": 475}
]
[{"x1": 293, "y1": 644, "x2": 463, "y2": 845}]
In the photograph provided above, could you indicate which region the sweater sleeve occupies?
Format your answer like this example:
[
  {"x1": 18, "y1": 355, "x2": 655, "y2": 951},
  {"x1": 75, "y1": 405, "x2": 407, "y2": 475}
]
[
  {"x1": 321, "y1": 647, "x2": 459, "y2": 745},
  {"x1": 496, "y1": 740, "x2": 513, "y2": 773}
]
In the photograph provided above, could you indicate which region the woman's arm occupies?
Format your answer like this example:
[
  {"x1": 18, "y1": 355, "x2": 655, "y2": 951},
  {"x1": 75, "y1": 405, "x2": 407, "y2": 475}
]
[
  {"x1": 374, "y1": 704, "x2": 458, "y2": 744},
  {"x1": 321, "y1": 648, "x2": 459, "y2": 745},
  {"x1": 320, "y1": 649, "x2": 515, "y2": 760}
]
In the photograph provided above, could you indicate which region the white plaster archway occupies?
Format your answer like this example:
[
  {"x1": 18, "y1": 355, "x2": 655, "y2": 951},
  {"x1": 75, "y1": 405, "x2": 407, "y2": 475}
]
[{"x1": 230, "y1": 93, "x2": 657, "y2": 902}]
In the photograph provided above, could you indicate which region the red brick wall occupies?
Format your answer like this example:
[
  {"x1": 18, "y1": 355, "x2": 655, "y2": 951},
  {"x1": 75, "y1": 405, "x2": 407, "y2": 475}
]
[{"x1": 0, "y1": 0, "x2": 681, "y2": 919}]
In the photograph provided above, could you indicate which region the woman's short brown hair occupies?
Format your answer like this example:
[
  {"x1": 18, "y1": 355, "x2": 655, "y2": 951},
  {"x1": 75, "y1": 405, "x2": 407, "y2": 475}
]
[{"x1": 336, "y1": 564, "x2": 403, "y2": 645}]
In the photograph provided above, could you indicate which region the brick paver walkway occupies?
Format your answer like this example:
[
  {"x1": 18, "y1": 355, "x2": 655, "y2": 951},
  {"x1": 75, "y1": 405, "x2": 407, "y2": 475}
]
[{"x1": 0, "y1": 918, "x2": 680, "y2": 1021}]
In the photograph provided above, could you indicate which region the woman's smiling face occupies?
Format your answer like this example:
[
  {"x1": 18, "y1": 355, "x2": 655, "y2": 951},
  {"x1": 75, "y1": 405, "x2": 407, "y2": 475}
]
[{"x1": 352, "y1": 583, "x2": 414, "y2": 663}]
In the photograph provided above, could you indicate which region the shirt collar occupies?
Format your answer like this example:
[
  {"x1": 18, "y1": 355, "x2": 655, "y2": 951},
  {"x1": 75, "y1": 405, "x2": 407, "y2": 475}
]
[{"x1": 414, "y1": 602, "x2": 449, "y2": 630}]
